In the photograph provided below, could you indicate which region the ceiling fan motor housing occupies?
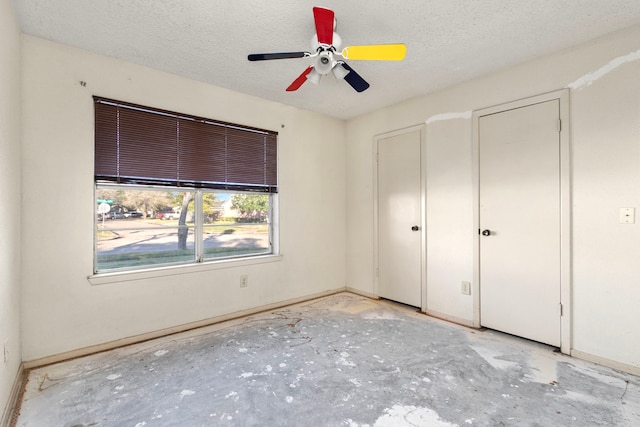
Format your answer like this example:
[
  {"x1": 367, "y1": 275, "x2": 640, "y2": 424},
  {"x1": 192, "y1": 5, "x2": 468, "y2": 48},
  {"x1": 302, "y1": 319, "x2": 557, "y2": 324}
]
[{"x1": 311, "y1": 32, "x2": 342, "y2": 76}]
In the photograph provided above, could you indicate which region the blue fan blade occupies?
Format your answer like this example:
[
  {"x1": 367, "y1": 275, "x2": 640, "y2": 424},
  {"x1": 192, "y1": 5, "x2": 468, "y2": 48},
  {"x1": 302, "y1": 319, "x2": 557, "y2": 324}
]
[
  {"x1": 248, "y1": 52, "x2": 308, "y2": 61},
  {"x1": 341, "y1": 63, "x2": 370, "y2": 92}
]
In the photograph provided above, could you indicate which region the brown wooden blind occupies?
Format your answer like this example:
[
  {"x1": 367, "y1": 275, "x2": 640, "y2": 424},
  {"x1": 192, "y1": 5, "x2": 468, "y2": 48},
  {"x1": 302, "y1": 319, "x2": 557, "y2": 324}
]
[{"x1": 94, "y1": 97, "x2": 278, "y2": 193}]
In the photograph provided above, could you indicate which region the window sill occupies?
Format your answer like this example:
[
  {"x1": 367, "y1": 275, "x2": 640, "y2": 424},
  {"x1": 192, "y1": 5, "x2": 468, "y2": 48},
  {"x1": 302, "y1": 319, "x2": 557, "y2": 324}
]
[{"x1": 87, "y1": 254, "x2": 284, "y2": 286}]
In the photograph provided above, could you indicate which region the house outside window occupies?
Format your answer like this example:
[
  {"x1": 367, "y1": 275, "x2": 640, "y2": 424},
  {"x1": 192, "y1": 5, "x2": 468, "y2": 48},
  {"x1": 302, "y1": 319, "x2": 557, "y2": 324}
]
[{"x1": 93, "y1": 98, "x2": 277, "y2": 273}]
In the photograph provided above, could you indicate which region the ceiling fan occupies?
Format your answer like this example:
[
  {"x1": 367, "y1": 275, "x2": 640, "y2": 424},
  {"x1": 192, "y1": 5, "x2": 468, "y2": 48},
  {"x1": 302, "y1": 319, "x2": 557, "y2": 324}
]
[{"x1": 247, "y1": 7, "x2": 406, "y2": 93}]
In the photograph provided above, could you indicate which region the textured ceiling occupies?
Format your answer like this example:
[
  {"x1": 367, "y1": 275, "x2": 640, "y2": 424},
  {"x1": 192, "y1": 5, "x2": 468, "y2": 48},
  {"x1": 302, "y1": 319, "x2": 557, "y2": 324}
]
[{"x1": 14, "y1": 0, "x2": 640, "y2": 119}]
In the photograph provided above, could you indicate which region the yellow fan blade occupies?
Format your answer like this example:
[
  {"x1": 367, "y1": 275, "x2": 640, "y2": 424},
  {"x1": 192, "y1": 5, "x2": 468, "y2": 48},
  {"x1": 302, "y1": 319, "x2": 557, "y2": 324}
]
[{"x1": 341, "y1": 44, "x2": 406, "y2": 61}]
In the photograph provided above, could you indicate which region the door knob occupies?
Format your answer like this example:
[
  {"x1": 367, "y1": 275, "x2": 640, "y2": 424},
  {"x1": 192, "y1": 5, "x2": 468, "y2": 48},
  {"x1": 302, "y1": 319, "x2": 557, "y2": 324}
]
[
  {"x1": 411, "y1": 225, "x2": 419, "y2": 231},
  {"x1": 481, "y1": 229, "x2": 491, "y2": 236}
]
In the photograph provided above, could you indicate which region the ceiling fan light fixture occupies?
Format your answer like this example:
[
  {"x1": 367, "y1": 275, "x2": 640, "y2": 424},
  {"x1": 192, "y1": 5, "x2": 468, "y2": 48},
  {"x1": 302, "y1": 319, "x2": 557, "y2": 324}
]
[
  {"x1": 332, "y1": 63, "x2": 350, "y2": 80},
  {"x1": 306, "y1": 68, "x2": 322, "y2": 84},
  {"x1": 315, "y1": 51, "x2": 334, "y2": 75}
]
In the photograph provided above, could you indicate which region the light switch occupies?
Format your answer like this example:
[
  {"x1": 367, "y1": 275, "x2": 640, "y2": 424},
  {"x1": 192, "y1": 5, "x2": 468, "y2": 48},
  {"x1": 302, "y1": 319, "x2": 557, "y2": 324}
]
[{"x1": 619, "y1": 207, "x2": 635, "y2": 224}]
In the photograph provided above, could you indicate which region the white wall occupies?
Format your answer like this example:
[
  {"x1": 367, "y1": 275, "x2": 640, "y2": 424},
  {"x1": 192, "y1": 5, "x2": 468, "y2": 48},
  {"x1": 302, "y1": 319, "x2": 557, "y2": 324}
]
[
  {"x1": 0, "y1": 0, "x2": 22, "y2": 418},
  {"x1": 20, "y1": 36, "x2": 346, "y2": 361},
  {"x1": 346, "y1": 26, "x2": 640, "y2": 370}
]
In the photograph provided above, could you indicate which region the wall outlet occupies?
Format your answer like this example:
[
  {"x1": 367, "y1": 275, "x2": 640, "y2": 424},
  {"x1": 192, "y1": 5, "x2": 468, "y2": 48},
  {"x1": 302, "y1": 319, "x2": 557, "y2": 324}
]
[
  {"x1": 461, "y1": 281, "x2": 471, "y2": 295},
  {"x1": 619, "y1": 207, "x2": 635, "y2": 224},
  {"x1": 240, "y1": 275, "x2": 248, "y2": 288}
]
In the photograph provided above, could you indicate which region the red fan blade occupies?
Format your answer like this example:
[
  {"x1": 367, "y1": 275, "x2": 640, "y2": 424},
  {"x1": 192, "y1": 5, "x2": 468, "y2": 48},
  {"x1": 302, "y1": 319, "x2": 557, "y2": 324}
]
[
  {"x1": 313, "y1": 7, "x2": 334, "y2": 45},
  {"x1": 286, "y1": 66, "x2": 313, "y2": 91}
]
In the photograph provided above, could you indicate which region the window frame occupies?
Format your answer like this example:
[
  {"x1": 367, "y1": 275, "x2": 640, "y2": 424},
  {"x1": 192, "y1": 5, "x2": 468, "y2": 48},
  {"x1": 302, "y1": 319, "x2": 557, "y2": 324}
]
[{"x1": 93, "y1": 183, "x2": 278, "y2": 276}]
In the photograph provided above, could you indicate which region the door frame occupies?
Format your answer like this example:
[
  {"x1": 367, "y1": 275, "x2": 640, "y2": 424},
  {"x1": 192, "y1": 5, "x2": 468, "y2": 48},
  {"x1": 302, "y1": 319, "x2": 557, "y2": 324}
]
[
  {"x1": 373, "y1": 124, "x2": 427, "y2": 311},
  {"x1": 472, "y1": 89, "x2": 572, "y2": 354}
]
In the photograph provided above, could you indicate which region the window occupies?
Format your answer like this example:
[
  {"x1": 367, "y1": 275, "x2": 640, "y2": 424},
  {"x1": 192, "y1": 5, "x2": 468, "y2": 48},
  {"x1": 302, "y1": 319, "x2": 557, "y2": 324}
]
[{"x1": 94, "y1": 98, "x2": 277, "y2": 273}]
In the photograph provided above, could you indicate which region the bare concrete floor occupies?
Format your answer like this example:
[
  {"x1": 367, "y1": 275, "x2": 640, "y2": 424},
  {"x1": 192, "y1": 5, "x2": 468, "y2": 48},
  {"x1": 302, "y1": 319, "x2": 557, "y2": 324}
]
[{"x1": 14, "y1": 293, "x2": 640, "y2": 426}]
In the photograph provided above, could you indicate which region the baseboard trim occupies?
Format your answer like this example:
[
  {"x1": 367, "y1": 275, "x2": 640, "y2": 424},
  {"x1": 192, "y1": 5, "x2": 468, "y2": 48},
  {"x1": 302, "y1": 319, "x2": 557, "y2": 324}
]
[
  {"x1": 571, "y1": 349, "x2": 640, "y2": 377},
  {"x1": 424, "y1": 308, "x2": 476, "y2": 328},
  {"x1": 343, "y1": 290, "x2": 477, "y2": 329},
  {"x1": 1, "y1": 363, "x2": 24, "y2": 427},
  {"x1": 24, "y1": 287, "x2": 346, "y2": 370},
  {"x1": 345, "y1": 287, "x2": 379, "y2": 300}
]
